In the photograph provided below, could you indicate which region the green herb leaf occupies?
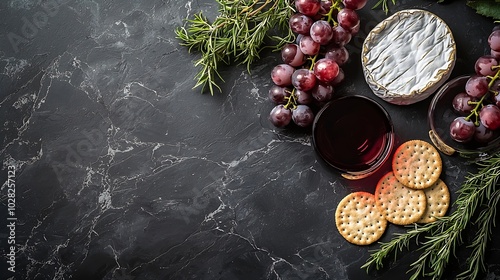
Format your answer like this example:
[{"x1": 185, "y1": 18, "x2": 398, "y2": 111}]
[
  {"x1": 467, "y1": 0, "x2": 500, "y2": 20},
  {"x1": 372, "y1": 0, "x2": 397, "y2": 14},
  {"x1": 175, "y1": 0, "x2": 294, "y2": 95}
]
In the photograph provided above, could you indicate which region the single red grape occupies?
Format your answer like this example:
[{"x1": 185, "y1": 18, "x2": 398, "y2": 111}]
[
  {"x1": 330, "y1": 25, "x2": 352, "y2": 46},
  {"x1": 268, "y1": 85, "x2": 290, "y2": 104},
  {"x1": 313, "y1": 58, "x2": 339, "y2": 83},
  {"x1": 475, "y1": 55, "x2": 498, "y2": 76},
  {"x1": 465, "y1": 75, "x2": 489, "y2": 98},
  {"x1": 337, "y1": 8, "x2": 360, "y2": 34},
  {"x1": 271, "y1": 64, "x2": 295, "y2": 86},
  {"x1": 295, "y1": 0, "x2": 321, "y2": 17},
  {"x1": 311, "y1": 82, "x2": 334, "y2": 102},
  {"x1": 319, "y1": 0, "x2": 334, "y2": 15},
  {"x1": 449, "y1": 117, "x2": 475, "y2": 143},
  {"x1": 295, "y1": 89, "x2": 313, "y2": 104},
  {"x1": 299, "y1": 35, "x2": 321, "y2": 55},
  {"x1": 310, "y1": 20, "x2": 333, "y2": 45},
  {"x1": 324, "y1": 45, "x2": 349, "y2": 65},
  {"x1": 269, "y1": 105, "x2": 292, "y2": 128},
  {"x1": 488, "y1": 30, "x2": 500, "y2": 52},
  {"x1": 292, "y1": 105, "x2": 315, "y2": 127},
  {"x1": 292, "y1": 69, "x2": 317, "y2": 91},
  {"x1": 479, "y1": 104, "x2": 500, "y2": 130},
  {"x1": 281, "y1": 43, "x2": 306, "y2": 67},
  {"x1": 452, "y1": 92, "x2": 476, "y2": 116},
  {"x1": 289, "y1": 13, "x2": 313, "y2": 35},
  {"x1": 474, "y1": 122, "x2": 496, "y2": 143},
  {"x1": 342, "y1": 0, "x2": 368, "y2": 10}
]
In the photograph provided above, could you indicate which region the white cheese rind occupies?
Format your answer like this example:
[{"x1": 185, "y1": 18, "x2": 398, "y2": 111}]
[{"x1": 362, "y1": 9, "x2": 456, "y2": 105}]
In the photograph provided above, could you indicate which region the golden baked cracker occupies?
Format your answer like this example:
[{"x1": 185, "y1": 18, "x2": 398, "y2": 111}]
[
  {"x1": 418, "y1": 179, "x2": 451, "y2": 223},
  {"x1": 335, "y1": 192, "x2": 387, "y2": 246},
  {"x1": 375, "y1": 171, "x2": 427, "y2": 225},
  {"x1": 392, "y1": 140, "x2": 442, "y2": 189}
]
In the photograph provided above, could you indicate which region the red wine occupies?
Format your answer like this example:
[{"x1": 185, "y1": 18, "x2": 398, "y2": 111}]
[{"x1": 313, "y1": 95, "x2": 393, "y2": 174}]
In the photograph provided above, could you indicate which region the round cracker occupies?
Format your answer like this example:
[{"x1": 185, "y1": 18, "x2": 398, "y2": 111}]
[
  {"x1": 375, "y1": 171, "x2": 427, "y2": 225},
  {"x1": 418, "y1": 179, "x2": 450, "y2": 223},
  {"x1": 335, "y1": 192, "x2": 387, "y2": 246},
  {"x1": 392, "y1": 140, "x2": 442, "y2": 189}
]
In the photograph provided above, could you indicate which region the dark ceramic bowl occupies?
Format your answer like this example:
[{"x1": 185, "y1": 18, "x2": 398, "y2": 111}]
[
  {"x1": 312, "y1": 95, "x2": 395, "y2": 180},
  {"x1": 428, "y1": 75, "x2": 500, "y2": 158}
]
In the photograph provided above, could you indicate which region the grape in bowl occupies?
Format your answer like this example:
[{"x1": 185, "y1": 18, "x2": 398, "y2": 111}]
[{"x1": 428, "y1": 75, "x2": 500, "y2": 158}]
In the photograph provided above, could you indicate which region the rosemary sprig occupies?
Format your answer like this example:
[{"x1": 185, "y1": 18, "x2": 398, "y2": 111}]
[
  {"x1": 372, "y1": 0, "x2": 397, "y2": 14},
  {"x1": 175, "y1": 0, "x2": 294, "y2": 95},
  {"x1": 362, "y1": 153, "x2": 500, "y2": 280},
  {"x1": 372, "y1": 0, "x2": 445, "y2": 14}
]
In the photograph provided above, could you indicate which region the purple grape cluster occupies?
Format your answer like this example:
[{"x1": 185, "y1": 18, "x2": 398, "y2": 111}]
[
  {"x1": 268, "y1": 0, "x2": 366, "y2": 128},
  {"x1": 449, "y1": 26, "x2": 500, "y2": 144}
]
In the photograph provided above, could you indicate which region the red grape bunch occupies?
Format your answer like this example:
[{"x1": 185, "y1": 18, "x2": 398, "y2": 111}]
[
  {"x1": 449, "y1": 26, "x2": 500, "y2": 144},
  {"x1": 268, "y1": 0, "x2": 367, "y2": 128}
]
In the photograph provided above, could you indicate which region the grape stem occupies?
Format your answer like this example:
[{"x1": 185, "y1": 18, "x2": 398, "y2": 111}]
[
  {"x1": 324, "y1": 0, "x2": 343, "y2": 25},
  {"x1": 466, "y1": 65, "x2": 500, "y2": 125},
  {"x1": 284, "y1": 88, "x2": 298, "y2": 110},
  {"x1": 487, "y1": 65, "x2": 500, "y2": 89},
  {"x1": 308, "y1": 53, "x2": 319, "y2": 71},
  {"x1": 467, "y1": 95, "x2": 487, "y2": 126}
]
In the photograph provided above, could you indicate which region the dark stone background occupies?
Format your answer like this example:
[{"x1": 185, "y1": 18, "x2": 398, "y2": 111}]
[{"x1": 0, "y1": 0, "x2": 499, "y2": 279}]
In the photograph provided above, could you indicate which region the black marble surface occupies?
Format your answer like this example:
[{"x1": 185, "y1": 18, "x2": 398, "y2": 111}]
[{"x1": 1, "y1": 0, "x2": 499, "y2": 279}]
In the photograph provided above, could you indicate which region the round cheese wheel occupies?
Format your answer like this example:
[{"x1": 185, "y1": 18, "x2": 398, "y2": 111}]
[{"x1": 362, "y1": 9, "x2": 456, "y2": 105}]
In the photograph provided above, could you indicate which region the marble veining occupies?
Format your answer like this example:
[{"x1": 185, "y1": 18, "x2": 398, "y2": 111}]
[{"x1": 1, "y1": 0, "x2": 499, "y2": 279}]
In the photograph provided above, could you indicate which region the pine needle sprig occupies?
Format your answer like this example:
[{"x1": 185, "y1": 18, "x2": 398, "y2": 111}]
[
  {"x1": 175, "y1": 0, "x2": 294, "y2": 95},
  {"x1": 362, "y1": 153, "x2": 500, "y2": 280}
]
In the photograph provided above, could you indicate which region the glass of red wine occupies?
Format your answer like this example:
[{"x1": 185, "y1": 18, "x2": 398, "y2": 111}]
[{"x1": 312, "y1": 95, "x2": 394, "y2": 180}]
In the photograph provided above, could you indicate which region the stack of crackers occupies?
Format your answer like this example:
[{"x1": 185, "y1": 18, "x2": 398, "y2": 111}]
[{"x1": 334, "y1": 140, "x2": 451, "y2": 246}]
